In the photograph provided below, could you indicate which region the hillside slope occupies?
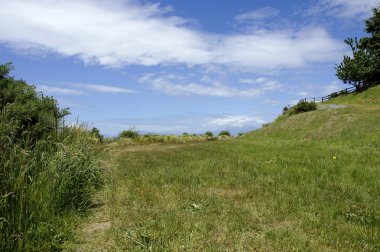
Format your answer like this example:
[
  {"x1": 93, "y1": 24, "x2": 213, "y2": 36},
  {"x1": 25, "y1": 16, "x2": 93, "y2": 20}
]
[
  {"x1": 67, "y1": 86, "x2": 380, "y2": 251},
  {"x1": 255, "y1": 85, "x2": 380, "y2": 142}
]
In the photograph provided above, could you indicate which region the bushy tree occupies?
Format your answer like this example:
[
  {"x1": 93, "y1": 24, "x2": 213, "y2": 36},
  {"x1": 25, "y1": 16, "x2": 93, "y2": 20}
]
[
  {"x1": 0, "y1": 62, "x2": 69, "y2": 144},
  {"x1": 336, "y1": 7, "x2": 380, "y2": 88}
]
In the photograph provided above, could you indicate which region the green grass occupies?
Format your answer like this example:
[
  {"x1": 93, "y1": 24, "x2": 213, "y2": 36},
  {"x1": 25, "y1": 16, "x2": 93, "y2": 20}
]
[
  {"x1": 325, "y1": 85, "x2": 380, "y2": 105},
  {"x1": 0, "y1": 127, "x2": 101, "y2": 251},
  {"x1": 67, "y1": 86, "x2": 380, "y2": 251}
]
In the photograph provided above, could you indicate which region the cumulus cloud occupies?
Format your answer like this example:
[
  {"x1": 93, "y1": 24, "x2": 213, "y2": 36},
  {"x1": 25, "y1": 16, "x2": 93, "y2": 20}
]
[
  {"x1": 214, "y1": 27, "x2": 343, "y2": 69},
  {"x1": 313, "y1": 0, "x2": 378, "y2": 18},
  {"x1": 0, "y1": 0, "x2": 343, "y2": 70},
  {"x1": 235, "y1": 7, "x2": 280, "y2": 22},
  {"x1": 139, "y1": 74, "x2": 282, "y2": 97},
  {"x1": 206, "y1": 115, "x2": 266, "y2": 128}
]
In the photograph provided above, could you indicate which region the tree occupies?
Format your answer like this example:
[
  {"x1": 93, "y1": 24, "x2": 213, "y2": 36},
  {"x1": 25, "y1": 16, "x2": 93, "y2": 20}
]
[
  {"x1": 336, "y1": 7, "x2": 380, "y2": 88},
  {"x1": 0, "y1": 62, "x2": 69, "y2": 143}
]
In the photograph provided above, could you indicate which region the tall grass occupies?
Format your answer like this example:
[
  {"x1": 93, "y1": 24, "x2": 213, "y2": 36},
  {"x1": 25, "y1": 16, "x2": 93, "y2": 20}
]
[
  {"x1": 0, "y1": 124, "x2": 101, "y2": 251},
  {"x1": 0, "y1": 63, "x2": 102, "y2": 250}
]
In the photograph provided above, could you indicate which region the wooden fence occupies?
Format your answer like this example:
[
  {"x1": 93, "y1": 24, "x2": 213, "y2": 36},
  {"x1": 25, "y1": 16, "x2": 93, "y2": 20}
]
[{"x1": 299, "y1": 86, "x2": 357, "y2": 103}]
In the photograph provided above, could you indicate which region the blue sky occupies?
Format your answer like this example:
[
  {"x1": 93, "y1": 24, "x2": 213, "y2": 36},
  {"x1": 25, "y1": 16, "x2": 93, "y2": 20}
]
[{"x1": 0, "y1": 0, "x2": 378, "y2": 136}]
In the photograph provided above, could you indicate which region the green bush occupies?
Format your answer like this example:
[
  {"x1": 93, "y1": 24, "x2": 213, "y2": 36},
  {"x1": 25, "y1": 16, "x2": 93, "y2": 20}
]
[
  {"x1": 119, "y1": 128, "x2": 139, "y2": 139},
  {"x1": 219, "y1": 130, "x2": 231, "y2": 136},
  {"x1": 205, "y1": 131, "x2": 213, "y2": 137},
  {"x1": 289, "y1": 101, "x2": 317, "y2": 115},
  {"x1": 91, "y1": 127, "x2": 104, "y2": 143}
]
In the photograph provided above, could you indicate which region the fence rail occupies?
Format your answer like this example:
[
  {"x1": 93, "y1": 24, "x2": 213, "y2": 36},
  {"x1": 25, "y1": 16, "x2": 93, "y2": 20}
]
[{"x1": 299, "y1": 85, "x2": 365, "y2": 103}]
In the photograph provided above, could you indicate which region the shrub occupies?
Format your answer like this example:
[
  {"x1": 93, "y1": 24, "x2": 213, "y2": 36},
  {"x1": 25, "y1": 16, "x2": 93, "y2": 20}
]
[
  {"x1": 219, "y1": 130, "x2": 231, "y2": 137},
  {"x1": 119, "y1": 128, "x2": 139, "y2": 139},
  {"x1": 289, "y1": 101, "x2": 317, "y2": 115},
  {"x1": 91, "y1": 127, "x2": 104, "y2": 143},
  {"x1": 205, "y1": 131, "x2": 213, "y2": 137}
]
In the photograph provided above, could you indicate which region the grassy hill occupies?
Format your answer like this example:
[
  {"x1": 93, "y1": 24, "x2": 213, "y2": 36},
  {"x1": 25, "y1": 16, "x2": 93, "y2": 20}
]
[{"x1": 67, "y1": 86, "x2": 380, "y2": 251}]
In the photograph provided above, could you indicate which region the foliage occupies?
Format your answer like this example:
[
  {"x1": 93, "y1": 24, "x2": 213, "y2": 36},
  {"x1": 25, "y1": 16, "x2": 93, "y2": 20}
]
[
  {"x1": 91, "y1": 127, "x2": 104, "y2": 143},
  {"x1": 336, "y1": 7, "x2": 380, "y2": 88},
  {"x1": 0, "y1": 63, "x2": 69, "y2": 145},
  {"x1": 204, "y1": 131, "x2": 213, "y2": 137},
  {"x1": 0, "y1": 63, "x2": 101, "y2": 251},
  {"x1": 289, "y1": 101, "x2": 317, "y2": 115},
  {"x1": 119, "y1": 128, "x2": 139, "y2": 139},
  {"x1": 218, "y1": 130, "x2": 231, "y2": 136}
]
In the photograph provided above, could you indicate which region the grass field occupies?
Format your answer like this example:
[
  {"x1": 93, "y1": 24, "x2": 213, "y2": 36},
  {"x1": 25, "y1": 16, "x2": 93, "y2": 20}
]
[{"x1": 66, "y1": 86, "x2": 380, "y2": 251}]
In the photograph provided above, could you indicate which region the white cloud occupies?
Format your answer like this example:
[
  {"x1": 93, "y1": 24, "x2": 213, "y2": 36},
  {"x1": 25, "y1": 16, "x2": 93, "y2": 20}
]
[
  {"x1": 0, "y1": 0, "x2": 344, "y2": 70},
  {"x1": 81, "y1": 84, "x2": 136, "y2": 94},
  {"x1": 235, "y1": 7, "x2": 280, "y2": 22},
  {"x1": 206, "y1": 115, "x2": 266, "y2": 128},
  {"x1": 214, "y1": 27, "x2": 343, "y2": 69},
  {"x1": 239, "y1": 77, "x2": 282, "y2": 90},
  {"x1": 140, "y1": 74, "x2": 282, "y2": 97},
  {"x1": 315, "y1": 0, "x2": 378, "y2": 18},
  {"x1": 39, "y1": 83, "x2": 136, "y2": 95},
  {"x1": 38, "y1": 85, "x2": 82, "y2": 95}
]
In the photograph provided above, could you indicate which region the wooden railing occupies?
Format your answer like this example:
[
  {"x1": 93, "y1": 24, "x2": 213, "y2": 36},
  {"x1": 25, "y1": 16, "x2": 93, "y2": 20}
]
[{"x1": 299, "y1": 85, "x2": 359, "y2": 103}]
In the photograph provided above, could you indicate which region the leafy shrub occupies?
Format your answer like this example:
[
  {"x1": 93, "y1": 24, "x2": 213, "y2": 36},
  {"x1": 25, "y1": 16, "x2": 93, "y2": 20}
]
[
  {"x1": 219, "y1": 130, "x2": 231, "y2": 136},
  {"x1": 205, "y1": 131, "x2": 213, "y2": 137},
  {"x1": 119, "y1": 128, "x2": 139, "y2": 139},
  {"x1": 289, "y1": 101, "x2": 317, "y2": 115}
]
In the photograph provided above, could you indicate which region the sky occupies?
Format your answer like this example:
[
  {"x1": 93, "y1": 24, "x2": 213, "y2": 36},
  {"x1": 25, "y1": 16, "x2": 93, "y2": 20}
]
[{"x1": 0, "y1": 0, "x2": 378, "y2": 136}]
